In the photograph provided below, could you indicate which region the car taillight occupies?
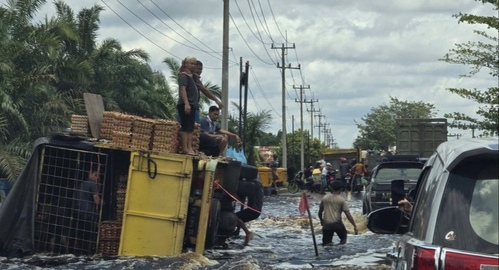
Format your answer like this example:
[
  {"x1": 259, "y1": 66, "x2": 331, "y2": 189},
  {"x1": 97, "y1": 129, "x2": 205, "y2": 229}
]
[
  {"x1": 445, "y1": 251, "x2": 499, "y2": 269},
  {"x1": 414, "y1": 247, "x2": 436, "y2": 270}
]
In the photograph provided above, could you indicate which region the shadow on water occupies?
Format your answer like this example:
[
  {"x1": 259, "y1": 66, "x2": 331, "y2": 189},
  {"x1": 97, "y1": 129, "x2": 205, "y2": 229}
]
[{"x1": 0, "y1": 190, "x2": 396, "y2": 269}]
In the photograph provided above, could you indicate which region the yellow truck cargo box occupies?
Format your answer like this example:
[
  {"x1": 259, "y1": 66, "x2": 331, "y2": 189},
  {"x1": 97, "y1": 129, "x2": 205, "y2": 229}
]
[
  {"x1": 276, "y1": 168, "x2": 287, "y2": 184},
  {"x1": 258, "y1": 166, "x2": 272, "y2": 187},
  {"x1": 119, "y1": 152, "x2": 194, "y2": 256}
]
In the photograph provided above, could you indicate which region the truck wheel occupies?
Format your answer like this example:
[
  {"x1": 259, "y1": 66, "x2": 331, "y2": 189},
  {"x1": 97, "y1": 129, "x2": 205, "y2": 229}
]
[{"x1": 205, "y1": 199, "x2": 221, "y2": 249}]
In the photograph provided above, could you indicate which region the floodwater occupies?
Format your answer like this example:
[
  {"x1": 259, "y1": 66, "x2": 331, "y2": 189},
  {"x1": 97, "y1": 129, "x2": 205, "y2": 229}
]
[{"x1": 0, "y1": 190, "x2": 397, "y2": 269}]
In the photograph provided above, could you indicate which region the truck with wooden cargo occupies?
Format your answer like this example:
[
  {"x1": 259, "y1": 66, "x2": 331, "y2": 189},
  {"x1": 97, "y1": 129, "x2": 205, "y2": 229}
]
[{"x1": 0, "y1": 106, "x2": 259, "y2": 257}]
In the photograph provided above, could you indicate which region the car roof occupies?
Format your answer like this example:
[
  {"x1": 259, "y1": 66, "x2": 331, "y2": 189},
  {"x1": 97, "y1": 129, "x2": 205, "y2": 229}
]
[{"x1": 435, "y1": 137, "x2": 499, "y2": 171}]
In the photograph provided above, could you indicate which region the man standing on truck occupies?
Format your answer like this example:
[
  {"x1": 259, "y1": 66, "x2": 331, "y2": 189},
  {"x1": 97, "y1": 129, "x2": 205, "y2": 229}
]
[{"x1": 177, "y1": 56, "x2": 199, "y2": 155}]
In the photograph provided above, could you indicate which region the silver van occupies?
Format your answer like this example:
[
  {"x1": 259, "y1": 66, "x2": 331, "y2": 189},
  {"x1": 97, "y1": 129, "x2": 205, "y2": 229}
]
[{"x1": 367, "y1": 137, "x2": 498, "y2": 269}]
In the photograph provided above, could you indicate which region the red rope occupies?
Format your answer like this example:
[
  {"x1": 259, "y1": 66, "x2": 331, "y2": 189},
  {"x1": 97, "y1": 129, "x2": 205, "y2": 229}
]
[{"x1": 214, "y1": 180, "x2": 262, "y2": 215}]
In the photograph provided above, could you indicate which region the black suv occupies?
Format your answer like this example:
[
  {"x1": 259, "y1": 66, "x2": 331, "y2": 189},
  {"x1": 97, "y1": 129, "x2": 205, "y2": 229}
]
[
  {"x1": 362, "y1": 155, "x2": 425, "y2": 215},
  {"x1": 367, "y1": 137, "x2": 498, "y2": 269}
]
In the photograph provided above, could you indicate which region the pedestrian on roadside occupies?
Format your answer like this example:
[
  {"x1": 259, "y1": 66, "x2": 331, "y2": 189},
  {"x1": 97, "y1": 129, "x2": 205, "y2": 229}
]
[
  {"x1": 350, "y1": 160, "x2": 367, "y2": 192},
  {"x1": 318, "y1": 181, "x2": 358, "y2": 246},
  {"x1": 177, "y1": 56, "x2": 199, "y2": 155},
  {"x1": 338, "y1": 157, "x2": 351, "y2": 187},
  {"x1": 320, "y1": 163, "x2": 331, "y2": 194}
]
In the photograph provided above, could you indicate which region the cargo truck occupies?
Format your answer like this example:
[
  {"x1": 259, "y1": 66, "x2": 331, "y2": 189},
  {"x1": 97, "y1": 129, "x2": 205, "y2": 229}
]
[
  {"x1": 395, "y1": 118, "x2": 448, "y2": 158},
  {"x1": 0, "y1": 112, "x2": 258, "y2": 257}
]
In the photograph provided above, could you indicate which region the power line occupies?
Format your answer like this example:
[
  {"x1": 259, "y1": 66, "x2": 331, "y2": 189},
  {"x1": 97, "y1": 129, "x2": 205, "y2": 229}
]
[
  {"x1": 149, "y1": 0, "x2": 221, "y2": 56},
  {"x1": 136, "y1": 0, "x2": 223, "y2": 60},
  {"x1": 233, "y1": 1, "x2": 276, "y2": 65},
  {"x1": 101, "y1": 0, "x2": 181, "y2": 60},
  {"x1": 229, "y1": 13, "x2": 274, "y2": 65}
]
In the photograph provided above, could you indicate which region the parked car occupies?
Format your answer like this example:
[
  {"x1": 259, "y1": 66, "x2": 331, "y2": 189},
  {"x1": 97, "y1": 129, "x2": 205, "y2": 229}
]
[
  {"x1": 362, "y1": 155, "x2": 425, "y2": 214},
  {"x1": 367, "y1": 137, "x2": 498, "y2": 269}
]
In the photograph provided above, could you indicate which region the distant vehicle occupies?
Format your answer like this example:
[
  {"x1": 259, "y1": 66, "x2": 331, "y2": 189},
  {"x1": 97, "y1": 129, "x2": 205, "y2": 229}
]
[
  {"x1": 367, "y1": 137, "x2": 498, "y2": 269},
  {"x1": 362, "y1": 155, "x2": 425, "y2": 214},
  {"x1": 395, "y1": 118, "x2": 447, "y2": 157}
]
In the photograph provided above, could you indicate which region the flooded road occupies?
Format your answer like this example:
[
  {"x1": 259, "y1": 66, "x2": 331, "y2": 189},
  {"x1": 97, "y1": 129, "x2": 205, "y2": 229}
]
[{"x1": 0, "y1": 190, "x2": 397, "y2": 269}]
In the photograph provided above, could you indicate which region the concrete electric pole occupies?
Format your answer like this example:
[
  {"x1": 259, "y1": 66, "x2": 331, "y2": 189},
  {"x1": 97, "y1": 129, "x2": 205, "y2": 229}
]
[
  {"x1": 271, "y1": 43, "x2": 299, "y2": 169},
  {"x1": 294, "y1": 84, "x2": 310, "y2": 172}
]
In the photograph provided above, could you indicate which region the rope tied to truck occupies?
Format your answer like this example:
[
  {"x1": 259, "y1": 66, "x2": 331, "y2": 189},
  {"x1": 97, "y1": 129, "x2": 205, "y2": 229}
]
[{"x1": 213, "y1": 180, "x2": 262, "y2": 215}]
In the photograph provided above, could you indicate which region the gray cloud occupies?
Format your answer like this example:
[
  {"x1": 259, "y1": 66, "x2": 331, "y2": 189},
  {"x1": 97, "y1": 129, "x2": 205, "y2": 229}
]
[{"x1": 10, "y1": 0, "x2": 497, "y2": 148}]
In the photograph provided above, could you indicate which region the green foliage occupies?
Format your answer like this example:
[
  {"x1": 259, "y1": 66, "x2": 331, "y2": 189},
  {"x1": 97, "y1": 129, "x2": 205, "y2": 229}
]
[
  {"x1": 440, "y1": 0, "x2": 499, "y2": 135},
  {"x1": 0, "y1": 0, "x2": 176, "y2": 180},
  {"x1": 273, "y1": 130, "x2": 326, "y2": 171},
  {"x1": 353, "y1": 96, "x2": 437, "y2": 150}
]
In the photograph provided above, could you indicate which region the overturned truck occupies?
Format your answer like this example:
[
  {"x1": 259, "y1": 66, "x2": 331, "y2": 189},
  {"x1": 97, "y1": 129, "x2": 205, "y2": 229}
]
[{"x1": 0, "y1": 116, "x2": 260, "y2": 257}]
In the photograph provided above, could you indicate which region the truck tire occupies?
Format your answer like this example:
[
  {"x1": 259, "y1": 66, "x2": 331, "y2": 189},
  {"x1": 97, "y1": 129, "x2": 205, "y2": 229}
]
[
  {"x1": 239, "y1": 164, "x2": 258, "y2": 181},
  {"x1": 205, "y1": 199, "x2": 221, "y2": 249}
]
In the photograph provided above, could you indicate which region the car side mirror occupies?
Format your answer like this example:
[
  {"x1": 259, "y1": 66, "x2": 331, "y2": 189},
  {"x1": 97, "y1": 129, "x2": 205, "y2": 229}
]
[{"x1": 367, "y1": 207, "x2": 408, "y2": 234}]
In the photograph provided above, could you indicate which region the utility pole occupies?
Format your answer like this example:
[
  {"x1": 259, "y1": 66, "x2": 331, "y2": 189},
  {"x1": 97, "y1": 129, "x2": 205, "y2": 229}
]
[
  {"x1": 306, "y1": 100, "x2": 319, "y2": 141},
  {"x1": 294, "y1": 84, "x2": 310, "y2": 173},
  {"x1": 323, "y1": 123, "x2": 330, "y2": 146},
  {"x1": 272, "y1": 43, "x2": 299, "y2": 168},
  {"x1": 238, "y1": 57, "x2": 243, "y2": 139},
  {"x1": 221, "y1": 0, "x2": 229, "y2": 130},
  {"x1": 315, "y1": 114, "x2": 325, "y2": 141}
]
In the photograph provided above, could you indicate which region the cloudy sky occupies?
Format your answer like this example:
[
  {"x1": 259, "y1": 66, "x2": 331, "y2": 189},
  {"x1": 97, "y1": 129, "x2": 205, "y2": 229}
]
[{"x1": 5, "y1": 0, "x2": 497, "y2": 148}]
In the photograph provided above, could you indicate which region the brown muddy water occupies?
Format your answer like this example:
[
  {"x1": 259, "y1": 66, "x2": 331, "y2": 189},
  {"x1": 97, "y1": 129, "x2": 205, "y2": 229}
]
[{"x1": 0, "y1": 190, "x2": 397, "y2": 269}]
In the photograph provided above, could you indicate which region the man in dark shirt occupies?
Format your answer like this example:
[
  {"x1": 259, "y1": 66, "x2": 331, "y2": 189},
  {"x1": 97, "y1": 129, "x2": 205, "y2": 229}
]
[
  {"x1": 199, "y1": 106, "x2": 240, "y2": 156},
  {"x1": 74, "y1": 167, "x2": 101, "y2": 254},
  {"x1": 236, "y1": 179, "x2": 264, "y2": 245}
]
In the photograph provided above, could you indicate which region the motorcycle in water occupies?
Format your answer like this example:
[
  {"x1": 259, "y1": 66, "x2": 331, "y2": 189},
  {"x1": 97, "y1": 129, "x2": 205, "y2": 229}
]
[
  {"x1": 326, "y1": 169, "x2": 339, "y2": 191},
  {"x1": 345, "y1": 172, "x2": 363, "y2": 193},
  {"x1": 287, "y1": 171, "x2": 316, "y2": 194}
]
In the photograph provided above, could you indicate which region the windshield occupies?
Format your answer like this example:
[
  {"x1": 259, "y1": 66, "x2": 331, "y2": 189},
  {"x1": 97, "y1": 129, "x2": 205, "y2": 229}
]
[{"x1": 374, "y1": 167, "x2": 422, "y2": 182}]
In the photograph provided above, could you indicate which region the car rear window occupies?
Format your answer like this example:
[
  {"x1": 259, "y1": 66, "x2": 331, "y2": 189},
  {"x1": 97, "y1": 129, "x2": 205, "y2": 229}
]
[
  {"x1": 374, "y1": 167, "x2": 422, "y2": 182},
  {"x1": 434, "y1": 156, "x2": 498, "y2": 254}
]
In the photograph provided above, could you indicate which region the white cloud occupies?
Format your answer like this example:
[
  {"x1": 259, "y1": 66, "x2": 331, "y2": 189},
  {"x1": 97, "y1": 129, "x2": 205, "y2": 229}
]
[{"x1": 4, "y1": 0, "x2": 496, "y2": 149}]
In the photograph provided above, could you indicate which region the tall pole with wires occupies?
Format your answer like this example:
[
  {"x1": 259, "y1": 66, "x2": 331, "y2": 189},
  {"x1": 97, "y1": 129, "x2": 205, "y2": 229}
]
[
  {"x1": 221, "y1": 0, "x2": 229, "y2": 130},
  {"x1": 272, "y1": 43, "x2": 299, "y2": 169},
  {"x1": 294, "y1": 84, "x2": 310, "y2": 173}
]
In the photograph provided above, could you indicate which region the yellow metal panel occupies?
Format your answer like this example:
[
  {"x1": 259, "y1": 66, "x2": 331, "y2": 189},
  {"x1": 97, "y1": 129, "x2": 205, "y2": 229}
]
[
  {"x1": 276, "y1": 168, "x2": 287, "y2": 184},
  {"x1": 119, "y1": 152, "x2": 193, "y2": 256},
  {"x1": 194, "y1": 159, "x2": 218, "y2": 254},
  {"x1": 258, "y1": 166, "x2": 272, "y2": 187}
]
